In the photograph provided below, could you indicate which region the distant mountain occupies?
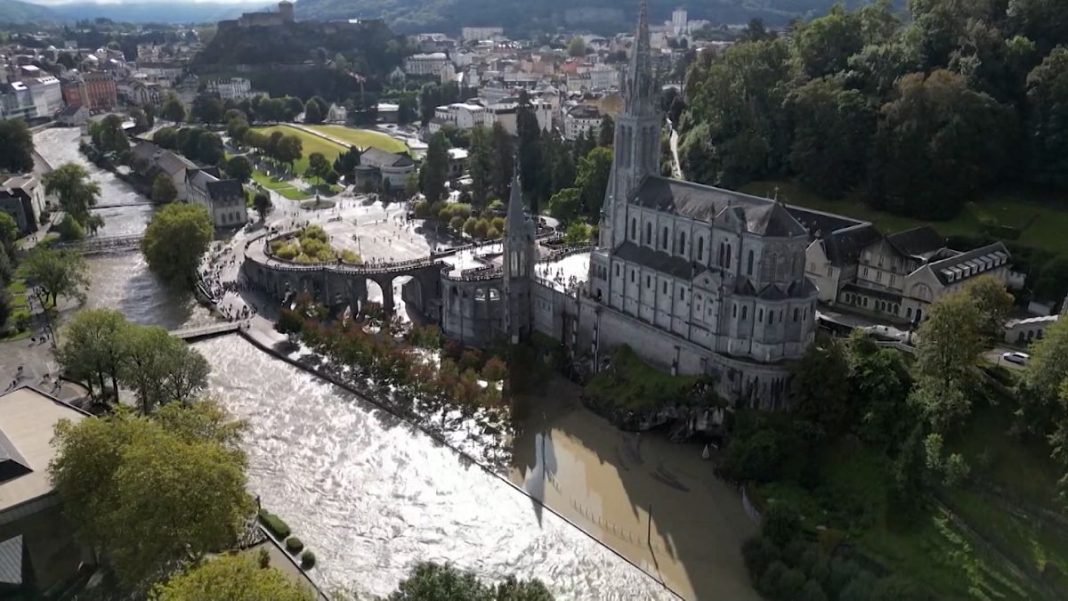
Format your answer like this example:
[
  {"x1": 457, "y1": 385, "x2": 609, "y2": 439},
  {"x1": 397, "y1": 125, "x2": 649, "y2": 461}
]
[
  {"x1": 292, "y1": 0, "x2": 900, "y2": 33},
  {"x1": 0, "y1": 0, "x2": 60, "y2": 24},
  {"x1": 48, "y1": 2, "x2": 248, "y2": 24}
]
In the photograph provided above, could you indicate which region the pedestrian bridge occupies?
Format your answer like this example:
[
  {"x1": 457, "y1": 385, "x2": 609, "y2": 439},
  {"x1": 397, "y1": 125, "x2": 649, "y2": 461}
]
[
  {"x1": 54, "y1": 234, "x2": 143, "y2": 255},
  {"x1": 169, "y1": 322, "x2": 242, "y2": 342}
]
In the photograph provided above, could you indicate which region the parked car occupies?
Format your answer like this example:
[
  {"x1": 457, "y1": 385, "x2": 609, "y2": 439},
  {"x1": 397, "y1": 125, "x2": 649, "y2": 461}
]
[{"x1": 1002, "y1": 351, "x2": 1030, "y2": 365}]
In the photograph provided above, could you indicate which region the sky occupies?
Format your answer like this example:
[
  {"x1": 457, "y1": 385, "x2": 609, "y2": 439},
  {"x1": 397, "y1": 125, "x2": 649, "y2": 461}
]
[{"x1": 31, "y1": 0, "x2": 273, "y2": 5}]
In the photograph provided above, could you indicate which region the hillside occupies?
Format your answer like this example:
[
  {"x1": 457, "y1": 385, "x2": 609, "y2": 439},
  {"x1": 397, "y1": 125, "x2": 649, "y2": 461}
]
[
  {"x1": 292, "y1": 0, "x2": 895, "y2": 34},
  {"x1": 48, "y1": 2, "x2": 247, "y2": 24},
  {"x1": 0, "y1": 0, "x2": 59, "y2": 24}
]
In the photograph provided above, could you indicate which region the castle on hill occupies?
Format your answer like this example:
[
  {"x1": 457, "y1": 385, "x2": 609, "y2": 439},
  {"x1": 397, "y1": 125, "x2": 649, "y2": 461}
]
[{"x1": 219, "y1": 1, "x2": 295, "y2": 30}]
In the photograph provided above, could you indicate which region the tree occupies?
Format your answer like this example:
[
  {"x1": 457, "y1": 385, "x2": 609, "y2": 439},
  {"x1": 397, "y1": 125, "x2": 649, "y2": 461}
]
[
  {"x1": 49, "y1": 405, "x2": 252, "y2": 588},
  {"x1": 388, "y1": 562, "x2": 553, "y2": 601},
  {"x1": 489, "y1": 123, "x2": 514, "y2": 200},
  {"x1": 575, "y1": 146, "x2": 612, "y2": 219},
  {"x1": 56, "y1": 309, "x2": 127, "y2": 403},
  {"x1": 154, "y1": 126, "x2": 178, "y2": 149},
  {"x1": 161, "y1": 93, "x2": 186, "y2": 122},
  {"x1": 567, "y1": 36, "x2": 586, "y2": 57},
  {"x1": 142, "y1": 203, "x2": 213, "y2": 285},
  {"x1": 303, "y1": 96, "x2": 328, "y2": 124},
  {"x1": 43, "y1": 163, "x2": 100, "y2": 226},
  {"x1": 333, "y1": 147, "x2": 361, "y2": 183},
  {"x1": 548, "y1": 187, "x2": 581, "y2": 223},
  {"x1": 161, "y1": 342, "x2": 211, "y2": 405},
  {"x1": 563, "y1": 222, "x2": 591, "y2": 245},
  {"x1": 0, "y1": 118, "x2": 34, "y2": 173},
  {"x1": 787, "y1": 78, "x2": 874, "y2": 198},
  {"x1": 253, "y1": 192, "x2": 272, "y2": 222},
  {"x1": 1025, "y1": 46, "x2": 1068, "y2": 188},
  {"x1": 121, "y1": 324, "x2": 178, "y2": 414},
  {"x1": 192, "y1": 93, "x2": 225, "y2": 124},
  {"x1": 196, "y1": 131, "x2": 225, "y2": 165},
  {"x1": 22, "y1": 246, "x2": 88, "y2": 307},
  {"x1": 794, "y1": 5, "x2": 865, "y2": 78},
  {"x1": 130, "y1": 107, "x2": 152, "y2": 132},
  {"x1": 516, "y1": 91, "x2": 546, "y2": 206},
  {"x1": 152, "y1": 173, "x2": 178, "y2": 204},
  {"x1": 418, "y1": 83, "x2": 441, "y2": 126},
  {"x1": 304, "y1": 152, "x2": 333, "y2": 187},
  {"x1": 597, "y1": 114, "x2": 614, "y2": 147},
  {"x1": 421, "y1": 131, "x2": 449, "y2": 203},
  {"x1": 791, "y1": 336, "x2": 852, "y2": 436},
  {"x1": 963, "y1": 275, "x2": 1014, "y2": 344},
  {"x1": 867, "y1": 70, "x2": 1014, "y2": 219},
  {"x1": 0, "y1": 211, "x2": 18, "y2": 257},
  {"x1": 226, "y1": 156, "x2": 252, "y2": 183},
  {"x1": 275, "y1": 134, "x2": 303, "y2": 172},
  {"x1": 910, "y1": 290, "x2": 984, "y2": 431},
  {"x1": 468, "y1": 126, "x2": 493, "y2": 207},
  {"x1": 97, "y1": 114, "x2": 131, "y2": 155},
  {"x1": 152, "y1": 554, "x2": 313, "y2": 601}
]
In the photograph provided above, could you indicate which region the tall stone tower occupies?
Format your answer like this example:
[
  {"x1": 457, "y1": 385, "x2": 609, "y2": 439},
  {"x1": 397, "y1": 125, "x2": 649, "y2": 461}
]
[
  {"x1": 278, "y1": 0, "x2": 294, "y2": 22},
  {"x1": 503, "y1": 164, "x2": 536, "y2": 343},
  {"x1": 598, "y1": 0, "x2": 661, "y2": 249}
]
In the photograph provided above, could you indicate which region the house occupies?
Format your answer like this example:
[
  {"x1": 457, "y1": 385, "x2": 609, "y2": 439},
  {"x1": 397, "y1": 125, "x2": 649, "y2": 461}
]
[
  {"x1": 0, "y1": 176, "x2": 49, "y2": 235},
  {"x1": 0, "y1": 387, "x2": 89, "y2": 598},
  {"x1": 186, "y1": 169, "x2": 248, "y2": 228},
  {"x1": 355, "y1": 148, "x2": 415, "y2": 190},
  {"x1": 130, "y1": 140, "x2": 197, "y2": 201},
  {"x1": 55, "y1": 104, "x2": 89, "y2": 127},
  {"x1": 446, "y1": 147, "x2": 468, "y2": 179},
  {"x1": 563, "y1": 104, "x2": 603, "y2": 140}
]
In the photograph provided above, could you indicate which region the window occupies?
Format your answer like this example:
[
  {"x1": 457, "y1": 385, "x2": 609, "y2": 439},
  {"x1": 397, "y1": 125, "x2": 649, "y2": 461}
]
[
  {"x1": 769, "y1": 311, "x2": 773, "y2": 324},
  {"x1": 646, "y1": 275, "x2": 651, "y2": 288},
  {"x1": 733, "y1": 304, "x2": 737, "y2": 318},
  {"x1": 630, "y1": 218, "x2": 636, "y2": 240},
  {"x1": 742, "y1": 306, "x2": 748, "y2": 320},
  {"x1": 793, "y1": 308, "x2": 799, "y2": 322},
  {"x1": 758, "y1": 308, "x2": 763, "y2": 322},
  {"x1": 679, "y1": 288, "x2": 685, "y2": 300},
  {"x1": 662, "y1": 282, "x2": 668, "y2": 294},
  {"x1": 907, "y1": 307, "x2": 913, "y2": 319},
  {"x1": 645, "y1": 223, "x2": 652, "y2": 245},
  {"x1": 863, "y1": 267, "x2": 869, "y2": 278},
  {"x1": 726, "y1": 245, "x2": 732, "y2": 269},
  {"x1": 876, "y1": 271, "x2": 882, "y2": 283},
  {"x1": 719, "y1": 242, "x2": 725, "y2": 266},
  {"x1": 630, "y1": 270, "x2": 635, "y2": 283},
  {"x1": 890, "y1": 274, "x2": 896, "y2": 286},
  {"x1": 698, "y1": 237, "x2": 704, "y2": 261},
  {"x1": 679, "y1": 232, "x2": 686, "y2": 255},
  {"x1": 615, "y1": 263, "x2": 620, "y2": 277},
  {"x1": 661, "y1": 226, "x2": 668, "y2": 250},
  {"x1": 747, "y1": 250, "x2": 754, "y2": 276}
]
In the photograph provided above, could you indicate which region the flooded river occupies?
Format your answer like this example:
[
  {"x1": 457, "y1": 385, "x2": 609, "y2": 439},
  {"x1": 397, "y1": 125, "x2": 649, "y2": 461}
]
[{"x1": 32, "y1": 127, "x2": 754, "y2": 600}]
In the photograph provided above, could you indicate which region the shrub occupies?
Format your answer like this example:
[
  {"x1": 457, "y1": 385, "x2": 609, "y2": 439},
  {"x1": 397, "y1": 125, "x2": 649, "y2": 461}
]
[
  {"x1": 285, "y1": 537, "x2": 304, "y2": 554},
  {"x1": 481, "y1": 356, "x2": 507, "y2": 382},
  {"x1": 300, "y1": 550, "x2": 316, "y2": 569},
  {"x1": 763, "y1": 504, "x2": 803, "y2": 547},
  {"x1": 257, "y1": 509, "x2": 291, "y2": 540},
  {"x1": 257, "y1": 547, "x2": 270, "y2": 568}
]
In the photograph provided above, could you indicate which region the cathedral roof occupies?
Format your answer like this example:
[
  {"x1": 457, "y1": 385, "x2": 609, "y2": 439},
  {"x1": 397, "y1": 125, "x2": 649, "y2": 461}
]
[
  {"x1": 614, "y1": 241, "x2": 694, "y2": 279},
  {"x1": 633, "y1": 177, "x2": 808, "y2": 238}
]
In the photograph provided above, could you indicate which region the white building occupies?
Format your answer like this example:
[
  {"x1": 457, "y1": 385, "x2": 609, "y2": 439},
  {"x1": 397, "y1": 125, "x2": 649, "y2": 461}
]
[
  {"x1": 186, "y1": 169, "x2": 248, "y2": 228},
  {"x1": 563, "y1": 104, "x2": 603, "y2": 140},
  {"x1": 27, "y1": 77, "x2": 62, "y2": 119},
  {"x1": 432, "y1": 102, "x2": 486, "y2": 131},
  {"x1": 588, "y1": 64, "x2": 621, "y2": 90},
  {"x1": 405, "y1": 53, "x2": 451, "y2": 77},
  {"x1": 671, "y1": 8, "x2": 688, "y2": 36},
  {"x1": 461, "y1": 27, "x2": 504, "y2": 43},
  {"x1": 207, "y1": 77, "x2": 253, "y2": 101},
  {"x1": 0, "y1": 82, "x2": 35, "y2": 120}
]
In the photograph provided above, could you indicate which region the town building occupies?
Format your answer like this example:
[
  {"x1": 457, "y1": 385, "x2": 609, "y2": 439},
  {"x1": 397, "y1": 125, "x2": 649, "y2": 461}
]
[
  {"x1": 206, "y1": 77, "x2": 253, "y2": 101},
  {"x1": 0, "y1": 387, "x2": 89, "y2": 597},
  {"x1": 804, "y1": 223, "x2": 1012, "y2": 324},
  {"x1": 186, "y1": 169, "x2": 248, "y2": 229},
  {"x1": 404, "y1": 53, "x2": 452, "y2": 78},
  {"x1": 61, "y1": 71, "x2": 117, "y2": 111},
  {"x1": 461, "y1": 27, "x2": 504, "y2": 43},
  {"x1": 55, "y1": 104, "x2": 89, "y2": 127},
  {"x1": 130, "y1": 140, "x2": 198, "y2": 201},
  {"x1": 355, "y1": 148, "x2": 415, "y2": 190},
  {"x1": 0, "y1": 175, "x2": 48, "y2": 235},
  {"x1": 563, "y1": 104, "x2": 603, "y2": 140}
]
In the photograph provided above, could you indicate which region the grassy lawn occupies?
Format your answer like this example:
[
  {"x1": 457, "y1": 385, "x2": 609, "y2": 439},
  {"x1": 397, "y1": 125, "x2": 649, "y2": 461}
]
[
  {"x1": 252, "y1": 169, "x2": 309, "y2": 201},
  {"x1": 742, "y1": 180, "x2": 1068, "y2": 257},
  {"x1": 249, "y1": 125, "x2": 347, "y2": 174},
  {"x1": 303, "y1": 124, "x2": 408, "y2": 154},
  {"x1": 1, "y1": 275, "x2": 32, "y2": 341}
]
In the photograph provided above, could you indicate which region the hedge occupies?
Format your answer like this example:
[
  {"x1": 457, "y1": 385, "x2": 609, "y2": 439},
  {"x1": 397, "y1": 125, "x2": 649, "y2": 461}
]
[
  {"x1": 300, "y1": 550, "x2": 316, "y2": 569},
  {"x1": 257, "y1": 509, "x2": 291, "y2": 540},
  {"x1": 285, "y1": 537, "x2": 304, "y2": 554}
]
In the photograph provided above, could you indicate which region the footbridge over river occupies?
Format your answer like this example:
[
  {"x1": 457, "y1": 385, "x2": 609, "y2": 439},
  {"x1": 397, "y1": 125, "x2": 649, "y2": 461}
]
[{"x1": 54, "y1": 234, "x2": 144, "y2": 255}]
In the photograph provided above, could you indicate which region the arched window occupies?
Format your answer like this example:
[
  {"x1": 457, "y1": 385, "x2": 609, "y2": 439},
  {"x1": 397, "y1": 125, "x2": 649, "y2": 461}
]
[
  {"x1": 747, "y1": 250, "x2": 754, "y2": 276},
  {"x1": 630, "y1": 218, "x2": 637, "y2": 240},
  {"x1": 661, "y1": 226, "x2": 668, "y2": 250},
  {"x1": 645, "y1": 222, "x2": 652, "y2": 245},
  {"x1": 679, "y1": 231, "x2": 686, "y2": 256},
  {"x1": 758, "y1": 308, "x2": 763, "y2": 322},
  {"x1": 742, "y1": 306, "x2": 748, "y2": 320},
  {"x1": 793, "y1": 308, "x2": 799, "y2": 322},
  {"x1": 726, "y1": 245, "x2": 732, "y2": 269},
  {"x1": 719, "y1": 242, "x2": 725, "y2": 266},
  {"x1": 698, "y1": 237, "x2": 705, "y2": 262}
]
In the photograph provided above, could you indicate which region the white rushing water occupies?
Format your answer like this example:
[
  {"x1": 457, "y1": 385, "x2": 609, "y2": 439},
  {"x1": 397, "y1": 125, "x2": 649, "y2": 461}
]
[{"x1": 196, "y1": 335, "x2": 679, "y2": 601}]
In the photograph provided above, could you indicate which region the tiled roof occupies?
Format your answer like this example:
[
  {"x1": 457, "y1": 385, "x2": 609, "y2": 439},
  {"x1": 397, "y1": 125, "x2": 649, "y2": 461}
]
[
  {"x1": 634, "y1": 177, "x2": 808, "y2": 237},
  {"x1": 206, "y1": 179, "x2": 243, "y2": 201},
  {"x1": 887, "y1": 226, "x2": 945, "y2": 259},
  {"x1": 0, "y1": 535, "x2": 22, "y2": 586},
  {"x1": 928, "y1": 241, "x2": 1010, "y2": 285},
  {"x1": 614, "y1": 241, "x2": 694, "y2": 279},
  {"x1": 360, "y1": 147, "x2": 414, "y2": 169},
  {"x1": 821, "y1": 223, "x2": 882, "y2": 267}
]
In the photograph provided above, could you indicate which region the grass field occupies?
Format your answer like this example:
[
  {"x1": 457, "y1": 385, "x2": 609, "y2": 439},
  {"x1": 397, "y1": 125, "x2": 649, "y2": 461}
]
[
  {"x1": 2, "y1": 272, "x2": 32, "y2": 342},
  {"x1": 742, "y1": 180, "x2": 1068, "y2": 257},
  {"x1": 302, "y1": 124, "x2": 408, "y2": 154},
  {"x1": 250, "y1": 125, "x2": 346, "y2": 175},
  {"x1": 252, "y1": 170, "x2": 309, "y2": 201}
]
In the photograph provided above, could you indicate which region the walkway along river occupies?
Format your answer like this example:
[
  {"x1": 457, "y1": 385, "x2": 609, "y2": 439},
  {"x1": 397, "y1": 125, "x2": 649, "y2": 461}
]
[{"x1": 32, "y1": 127, "x2": 757, "y2": 600}]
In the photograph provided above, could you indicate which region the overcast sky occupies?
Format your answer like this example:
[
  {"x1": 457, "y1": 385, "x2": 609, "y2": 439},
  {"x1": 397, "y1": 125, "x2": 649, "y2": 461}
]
[{"x1": 32, "y1": 0, "x2": 272, "y2": 5}]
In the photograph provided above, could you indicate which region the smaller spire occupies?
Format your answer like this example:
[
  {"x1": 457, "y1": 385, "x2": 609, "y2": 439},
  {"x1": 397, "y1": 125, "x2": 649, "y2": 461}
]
[{"x1": 506, "y1": 156, "x2": 525, "y2": 225}]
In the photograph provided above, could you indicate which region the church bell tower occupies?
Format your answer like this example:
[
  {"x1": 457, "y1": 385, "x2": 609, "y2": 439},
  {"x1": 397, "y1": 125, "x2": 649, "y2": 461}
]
[
  {"x1": 504, "y1": 162, "x2": 536, "y2": 343},
  {"x1": 598, "y1": 0, "x2": 661, "y2": 249}
]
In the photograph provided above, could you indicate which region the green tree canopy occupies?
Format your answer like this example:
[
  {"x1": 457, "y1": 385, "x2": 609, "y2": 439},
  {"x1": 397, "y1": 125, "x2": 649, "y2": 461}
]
[
  {"x1": 1025, "y1": 46, "x2": 1068, "y2": 188},
  {"x1": 22, "y1": 246, "x2": 88, "y2": 307},
  {"x1": 226, "y1": 156, "x2": 253, "y2": 183},
  {"x1": 910, "y1": 290, "x2": 984, "y2": 431},
  {"x1": 388, "y1": 562, "x2": 553, "y2": 601},
  {"x1": 152, "y1": 173, "x2": 178, "y2": 204},
  {"x1": 421, "y1": 131, "x2": 449, "y2": 203},
  {"x1": 43, "y1": 163, "x2": 101, "y2": 226},
  {"x1": 142, "y1": 203, "x2": 213, "y2": 285},
  {"x1": 49, "y1": 402, "x2": 252, "y2": 588},
  {"x1": 0, "y1": 117, "x2": 34, "y2": 173},
  {"x1": 152, "y1": 554, "x2": 313, "y2": 601},
  {"x1": 468, "y1": 126, "x2": 493, "y2": 207},
  {"x1": 161, "y1": 93, "x2": 186, "y2": 123},
  {"x1": 192, "y1": 93, "x2": 225, "y2": 124},
  {"x1": 567, "y1": 36, "x2": 586, "y2": 57},
  {"x1": 304, "y1": 152, "x2": 333, "y2": 186},
  {"x1": 575, "y1": 146, "x2": 612, "y2": 219}
]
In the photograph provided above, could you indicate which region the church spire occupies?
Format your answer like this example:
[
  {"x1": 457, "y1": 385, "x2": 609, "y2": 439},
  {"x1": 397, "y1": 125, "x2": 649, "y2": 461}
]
[
  {"x1": 624, "y1": 0, "x2": 655, "y2": 115},
  {"x1": 506, "y1": 157, "x2": 525, "y2": 226}
]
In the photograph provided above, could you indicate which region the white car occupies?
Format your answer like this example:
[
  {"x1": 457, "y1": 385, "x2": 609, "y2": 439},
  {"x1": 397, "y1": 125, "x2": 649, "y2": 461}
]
[{"x1": 1002, "y1": 351, "x2": 1030, "y2": 365}]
